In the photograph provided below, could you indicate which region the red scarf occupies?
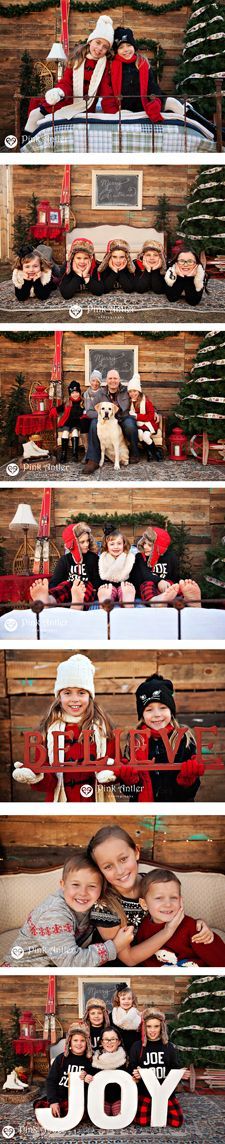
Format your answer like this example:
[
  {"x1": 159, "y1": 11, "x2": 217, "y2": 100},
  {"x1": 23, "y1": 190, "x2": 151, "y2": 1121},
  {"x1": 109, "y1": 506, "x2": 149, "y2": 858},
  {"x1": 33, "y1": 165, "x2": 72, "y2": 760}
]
[{"x1": 110, "y1": 53, "x2": 162, "y2": 122}]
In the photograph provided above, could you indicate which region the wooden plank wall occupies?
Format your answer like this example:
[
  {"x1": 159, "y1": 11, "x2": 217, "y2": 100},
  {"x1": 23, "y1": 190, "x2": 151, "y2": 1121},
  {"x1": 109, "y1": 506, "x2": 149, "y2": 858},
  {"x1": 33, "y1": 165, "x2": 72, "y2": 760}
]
[
  {"x1": 0, "y1": 973, "x2": 189, "y2": 1041},
  {"x1": 10, "y1": 163, "x2": 197, "y2": 261},
  {"x1": 0, "y1": 331, "x2": 201, "y2": 417},
  {"x1": 0, "y1": 814, "x2": 224, "y2": 872},
  {"x1": 1, "y1": 650, "x2": 225, "y2": 803},
  {"x1": 0, "y1": 487, "x2": 224, "y2": 577},
  {"x1": 0, "y1": 2, "x2": 190, "y2": 140}
]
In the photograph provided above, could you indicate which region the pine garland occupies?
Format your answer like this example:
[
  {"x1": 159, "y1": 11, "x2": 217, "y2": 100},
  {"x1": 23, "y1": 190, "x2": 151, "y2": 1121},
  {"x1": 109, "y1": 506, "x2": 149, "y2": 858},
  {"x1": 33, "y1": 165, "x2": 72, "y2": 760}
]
[
  {"x1": 0, "y1": 0, "x2": 192, "y2": 18},
  {"x1": 0, "y1": 332, "x2": 53, "y2": 342}
]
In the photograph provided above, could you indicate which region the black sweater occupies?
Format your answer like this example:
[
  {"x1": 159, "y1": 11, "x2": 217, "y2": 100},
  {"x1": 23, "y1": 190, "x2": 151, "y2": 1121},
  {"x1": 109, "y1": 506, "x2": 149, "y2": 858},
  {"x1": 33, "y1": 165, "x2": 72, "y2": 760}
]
[
  {"x1": 47, "y1": 1050, "x2": 93, "y2": 1103},
  {"x1": 50, "y1": 550, "x2": 100, "y2": 601},
  {"x1": 14, "y1": 275, "x2": 57, "y2": 301},
  {"x1": 60, "y1": 265, "x2": 100, "y2": 298},
  {"x1": 142, "y1": 725, "x2": 199, "y2": 802},
  {"x1": 98, "y1": 266, "x2": 136, "y2": 294},
  {"x1": 135, "y1": 265, "x2": 165, "y2": 295},
  {"x1": 164, "y1": 272, "x2": 204, "y2": 307},
  {"x1": 139, "y1": 546, "x2": 180, "y2": 585},
  {"x1": 129, "y1": 1038, "x2": 179, "y2": 1092},
  {"x1": 119, "y1": 61, "x2": 162, "y2": 113}
]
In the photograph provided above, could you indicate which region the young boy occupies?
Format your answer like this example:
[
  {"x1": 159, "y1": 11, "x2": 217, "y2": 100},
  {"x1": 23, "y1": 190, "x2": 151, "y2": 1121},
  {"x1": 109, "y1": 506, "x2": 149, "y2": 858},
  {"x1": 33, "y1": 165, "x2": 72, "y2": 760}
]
[
  {"x1": 136, "y1": 868, "x2": 225, "y2": 967},
  {"x1": 3, "y1": 850, "x2": 133, "y2": 968}
]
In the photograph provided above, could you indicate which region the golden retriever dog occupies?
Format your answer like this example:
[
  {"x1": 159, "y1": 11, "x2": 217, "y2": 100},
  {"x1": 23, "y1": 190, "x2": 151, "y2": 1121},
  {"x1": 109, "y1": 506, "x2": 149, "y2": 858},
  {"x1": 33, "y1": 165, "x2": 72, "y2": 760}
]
[{"x1": 95, "y1": 401, "x2": 129, "y2": 470}]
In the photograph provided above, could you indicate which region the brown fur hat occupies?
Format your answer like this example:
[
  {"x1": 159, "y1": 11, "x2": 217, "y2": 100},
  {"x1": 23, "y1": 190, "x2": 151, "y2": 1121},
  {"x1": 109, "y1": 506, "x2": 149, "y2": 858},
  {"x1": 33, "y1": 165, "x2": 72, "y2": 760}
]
[
  {"x1": 141, "y1": 1008, "x2": 169, "y2": 1046},
  {"x1": 137, "y1": 239, "x2": 166, "y2": 273},
  {"x1": 64, "y1": 1020, "x2": 92, "y2": 1058},
  {"x1": 84, "y1": 997, "x2": 110, "y2": 1026},
  {"x1": 99, "y1": 239, "x2": 135, "y2": 275}
]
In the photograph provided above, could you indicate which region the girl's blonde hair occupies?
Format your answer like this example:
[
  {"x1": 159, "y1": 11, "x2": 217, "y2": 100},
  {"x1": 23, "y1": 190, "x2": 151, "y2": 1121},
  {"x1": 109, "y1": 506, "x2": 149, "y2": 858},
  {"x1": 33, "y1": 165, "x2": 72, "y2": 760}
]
[
  {"x1": 101, "y1": 529, "x2": 130, "y2": 554},
  {"x1": 70, "y1": 38, "x2": 113, "y2": 70},
  {"x1": 41, "y1": 695, "x2": 113, "y2": 739}
]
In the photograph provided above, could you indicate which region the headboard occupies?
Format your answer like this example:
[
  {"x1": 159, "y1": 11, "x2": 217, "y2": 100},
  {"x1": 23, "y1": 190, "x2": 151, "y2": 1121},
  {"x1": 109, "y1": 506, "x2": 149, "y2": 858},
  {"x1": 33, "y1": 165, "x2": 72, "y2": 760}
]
[{"x1": 66, "y1": 225, "x2": 164, "y2": 260}]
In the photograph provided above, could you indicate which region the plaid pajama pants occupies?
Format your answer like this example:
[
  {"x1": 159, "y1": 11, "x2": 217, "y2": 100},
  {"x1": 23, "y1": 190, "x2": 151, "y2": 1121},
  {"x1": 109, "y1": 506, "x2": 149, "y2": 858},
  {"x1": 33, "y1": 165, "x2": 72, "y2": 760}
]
[{"x1": 136, "y1": 1092, "x2": 183, "y2": 1128}]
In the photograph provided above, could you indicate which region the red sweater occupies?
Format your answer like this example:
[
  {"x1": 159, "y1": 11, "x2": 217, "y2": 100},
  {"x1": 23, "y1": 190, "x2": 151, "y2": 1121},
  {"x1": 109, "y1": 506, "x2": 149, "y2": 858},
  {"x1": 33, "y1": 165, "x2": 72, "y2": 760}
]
[
  {"x1": 34, "y1": 723, "x2": 116, "y2": 802},
  {"x1": 136, "y1": 913, "x2": 225, "y2": 966},
  {"x1": 28, "y1": 59, "x2": 116, "y2": 117}
]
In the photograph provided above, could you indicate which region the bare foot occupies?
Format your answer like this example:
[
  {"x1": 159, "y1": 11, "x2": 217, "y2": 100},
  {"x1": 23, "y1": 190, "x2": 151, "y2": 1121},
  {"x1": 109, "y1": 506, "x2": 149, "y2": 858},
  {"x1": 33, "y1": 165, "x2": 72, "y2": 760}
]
[
  {"x1": 30, "y1": 578, "x2": 50, "y2": 605},
  {"x1": 152, "y1": 583, "x2": 179, "y2": 606},
  {"x1": 71, "y1": 578, "x2": 86, "y2": 608},
  {"x1": 179, "y1": 579, "x2": 201, "y2": 607},
  {"x1": 98, "y1": 584, "x2": 113, "y2": 606},
  {"x1": 120, "y1": 581, "x2": 135, "y2": 606},
  {"x1": 158, "y1": 580, "x2": 171, "y2": 594}
]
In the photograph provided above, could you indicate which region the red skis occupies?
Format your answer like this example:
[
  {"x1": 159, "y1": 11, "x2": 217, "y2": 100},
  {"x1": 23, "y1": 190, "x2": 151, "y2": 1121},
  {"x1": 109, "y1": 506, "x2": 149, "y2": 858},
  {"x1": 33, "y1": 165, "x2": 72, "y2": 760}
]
[
  {"x1": 43, "y1": 976, "x2": 56, "y2": 1044},
  {"x1": 33, "y1": 489, "x2": 52, "y2": 577}
]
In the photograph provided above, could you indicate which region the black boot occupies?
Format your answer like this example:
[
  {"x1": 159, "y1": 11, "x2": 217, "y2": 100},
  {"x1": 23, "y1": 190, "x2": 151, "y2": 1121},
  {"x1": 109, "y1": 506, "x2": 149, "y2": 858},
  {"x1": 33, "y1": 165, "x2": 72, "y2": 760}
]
[
  {"x1": 151, "y1": 441, "x2": 164, "y2": 462},
  {"x1": 72, "y1": 436, "x2": 79, "y2": 462},
  {"x1": 60, "y1": 439, "x2": 68, "y2": 464},
  {"x1": 147, "y1": 444, "x2": 155, "y2": 461}
]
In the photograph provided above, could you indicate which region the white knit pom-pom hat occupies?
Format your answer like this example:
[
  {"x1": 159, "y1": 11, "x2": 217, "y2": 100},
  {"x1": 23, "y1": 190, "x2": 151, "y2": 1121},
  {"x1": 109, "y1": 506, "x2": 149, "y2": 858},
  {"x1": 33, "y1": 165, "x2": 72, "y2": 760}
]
[
  {"x1": 88, "y1": 16, "x2": 114, "y2": 47},
  {"x1": 127, "y1": 374, "x2": 142, "y2": 393},
  {"x1": 55, "y1": 654, "x2": 95, "y2": 698}
]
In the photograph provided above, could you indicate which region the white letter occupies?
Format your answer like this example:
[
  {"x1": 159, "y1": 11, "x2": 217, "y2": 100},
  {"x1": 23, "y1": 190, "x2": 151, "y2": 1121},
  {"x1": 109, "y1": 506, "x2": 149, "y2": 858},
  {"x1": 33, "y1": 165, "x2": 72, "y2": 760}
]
[
  {"x1": 139, "y1": 1067, "x2": 185, "y2": 1126},
  {"x1": 35, "y1": 1073, "x2": 84, "y2": 1132},
  {"x1": 88, "y1": 1069, "x2": 137, "y2": 1128}
]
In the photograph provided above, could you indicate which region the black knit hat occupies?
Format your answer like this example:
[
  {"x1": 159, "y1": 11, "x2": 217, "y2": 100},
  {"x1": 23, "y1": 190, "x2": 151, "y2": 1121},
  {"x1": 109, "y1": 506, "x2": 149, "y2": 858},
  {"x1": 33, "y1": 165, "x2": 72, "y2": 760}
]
[
  {"x1": 136, "y1": 674, "x2": 176, "y2": 720},
  {"x1": 114, "y1": 26, "x2": 136, "y2": 49},
  {"x1": 68, "y1": 380, "x2": 81, "y2": 396},
  {"x1": 103, "y1": 521, "x2": 119, "y2": 538}
]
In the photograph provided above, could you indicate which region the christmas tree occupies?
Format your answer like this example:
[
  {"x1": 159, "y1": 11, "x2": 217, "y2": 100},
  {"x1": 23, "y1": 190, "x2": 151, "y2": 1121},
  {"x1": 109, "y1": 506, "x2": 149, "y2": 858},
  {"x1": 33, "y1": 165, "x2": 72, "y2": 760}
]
[
  {"x1": 175, "y1": 0, "x2": 225, "y2": 118},
  {"x1": 200, "y1": 534, "x2": 225, "y2": 599},
  {"x1": 171, "y1": 976, "x2": 225, "y2": 1066},
  {"x1": 177, "y1": 166, "x2": 225, "y2": 256},
  {"x1": 174, "y1": 330, "x2": 225, "y2": 443},
  {"x1": 20, "y1": 50, "x2": 43, "y2": 135},
  {"x1": 4, "y1": 374, "x2": 27, "y2": 455}
]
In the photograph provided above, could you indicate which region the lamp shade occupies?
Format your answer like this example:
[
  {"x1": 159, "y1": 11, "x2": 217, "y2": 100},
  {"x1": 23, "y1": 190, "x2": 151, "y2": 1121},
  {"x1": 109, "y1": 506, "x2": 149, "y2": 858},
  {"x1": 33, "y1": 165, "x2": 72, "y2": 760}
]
[
  {"x1": 47, "y1": 42, "x2": 67, "y2": 62},
  {"x1": 9, "y1": 504, "x2": 39, "y2": 531}
]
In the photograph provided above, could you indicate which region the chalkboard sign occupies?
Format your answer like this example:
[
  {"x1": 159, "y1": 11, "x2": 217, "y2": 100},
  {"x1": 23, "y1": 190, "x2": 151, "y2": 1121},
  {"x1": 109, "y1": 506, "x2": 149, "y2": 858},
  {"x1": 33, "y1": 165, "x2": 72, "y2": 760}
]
[
  {"x1": 78, "y1": 978, "x2": 131, "y2": 1016},
  {"x1": 85, "y1": 345, "x2": 138, "y2": 385},
  {"x1": 92, "y1": 171, "x2": 142, "y2": 210}
]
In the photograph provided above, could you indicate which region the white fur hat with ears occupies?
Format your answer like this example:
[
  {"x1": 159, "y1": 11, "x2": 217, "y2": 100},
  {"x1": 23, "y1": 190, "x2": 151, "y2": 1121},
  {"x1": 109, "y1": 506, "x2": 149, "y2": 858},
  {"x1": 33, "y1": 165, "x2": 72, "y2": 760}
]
[
  {"x1": 127, "y1": 374, "x2": 142, "y2": 393},
  {"x1": 54, "y1": 654, "x2": 95, "y2": 698},
  {"x1": 88, "y1": 16, "x2": 114, "y2": 46}
]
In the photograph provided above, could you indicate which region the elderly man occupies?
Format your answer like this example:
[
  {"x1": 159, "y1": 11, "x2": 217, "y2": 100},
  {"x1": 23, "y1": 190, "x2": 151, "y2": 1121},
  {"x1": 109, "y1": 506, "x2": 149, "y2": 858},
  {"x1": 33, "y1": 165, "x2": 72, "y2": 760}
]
[{"x1": 83, "y1": 368, "x2": 140, "y2": 474}]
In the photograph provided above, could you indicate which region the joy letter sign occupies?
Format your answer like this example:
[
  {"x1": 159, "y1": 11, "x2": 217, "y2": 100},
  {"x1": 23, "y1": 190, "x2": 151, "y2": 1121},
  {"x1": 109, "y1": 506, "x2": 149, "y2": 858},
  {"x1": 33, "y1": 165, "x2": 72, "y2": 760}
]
[{"x1": 35, "y1": 1068, "x2": 185, "y2": 1131}]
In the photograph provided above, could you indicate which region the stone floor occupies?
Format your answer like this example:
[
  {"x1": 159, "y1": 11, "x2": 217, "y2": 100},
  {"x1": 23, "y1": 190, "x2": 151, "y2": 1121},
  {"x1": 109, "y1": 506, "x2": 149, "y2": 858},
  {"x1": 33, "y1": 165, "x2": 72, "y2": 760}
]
[
  {"x1": 0, "y1": 455, "x2": 224, "y2": 484},
  {"x1": 0, "y1": 280, "x2": 224, "y2": 324},
  {"x1": 0, "y1": 1092, "x2": 224, "y2": 1144}
]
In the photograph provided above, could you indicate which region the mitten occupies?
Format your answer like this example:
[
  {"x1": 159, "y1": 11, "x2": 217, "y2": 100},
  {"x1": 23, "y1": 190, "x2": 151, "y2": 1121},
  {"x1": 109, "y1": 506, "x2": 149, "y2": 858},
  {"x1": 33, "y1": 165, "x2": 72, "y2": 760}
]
[
  {"x1": 12, "y1": 761, "x2": 44, "y2": 784},
  {"x1": 176, "y1": 756, "x2": 204, "y2": 786},
  {"x1": 45, "y1": 87, "x2": 65, "y2": 106}
]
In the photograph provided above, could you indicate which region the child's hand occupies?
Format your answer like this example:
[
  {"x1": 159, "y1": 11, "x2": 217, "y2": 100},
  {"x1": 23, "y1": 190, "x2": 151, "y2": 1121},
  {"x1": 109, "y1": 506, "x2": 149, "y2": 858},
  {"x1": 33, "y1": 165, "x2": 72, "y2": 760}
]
[
  {"x1": 192, "y1": 920, "x2": 214, "y2": 945},
  {"x1": 132, "y1": 1069, "x2": 140, "y2": 1082},
  {"x1": 164, "y1": 904, "x2": 185, "y2": 938},
  {"x1": 79, "y1": 1069, "x2": 86, "y2": 1079},
  {"x1": 50, "y1": 1103, "x2": 60, "y2": 1117},
  {"x1": 84, "y1": 1075, "x2": 93, "y2": 1084},
  {"x1": 114, "y1": 925, "x2": 134, "y2": 953},
  {"x1": 71, "y1": 578, "x2": 86, "y2": 605},
  {"x1": 177, "y1": 757, "x2": 204, "y2": 786}
]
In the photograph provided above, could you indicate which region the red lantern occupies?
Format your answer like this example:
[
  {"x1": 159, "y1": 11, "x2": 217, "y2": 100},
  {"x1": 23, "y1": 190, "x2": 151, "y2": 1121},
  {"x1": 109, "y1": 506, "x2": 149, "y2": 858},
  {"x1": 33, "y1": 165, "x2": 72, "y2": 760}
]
[
  {"x1": 19, "y1": 1011, "x2": 36, "y2": 1038},
  {"x1": 30, "y1": 200, "x2": 63, "y2": 241},
  {"x1": 32, "y1": 385, "x2": 50, "y2": 413},
  {"x1": 169, "y1": 427, "x2": 188, "y2": 461}
]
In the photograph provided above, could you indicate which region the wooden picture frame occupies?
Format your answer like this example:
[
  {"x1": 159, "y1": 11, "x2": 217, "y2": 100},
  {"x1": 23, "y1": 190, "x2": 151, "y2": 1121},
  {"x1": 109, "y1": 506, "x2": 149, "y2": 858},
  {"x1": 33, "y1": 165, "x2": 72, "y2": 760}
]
[
  {"x1": 92, "y1": 171, "x2": 143, "y2": 210},
  {"x1": 85, "y1": 344, "x2": 138, "y2": 385}
]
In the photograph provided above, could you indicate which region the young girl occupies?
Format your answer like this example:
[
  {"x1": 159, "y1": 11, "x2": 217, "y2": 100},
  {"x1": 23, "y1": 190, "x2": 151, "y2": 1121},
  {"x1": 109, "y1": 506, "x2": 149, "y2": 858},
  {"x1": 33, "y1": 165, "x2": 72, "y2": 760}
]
[
  {"x1": 13, "y1": 652, "x2": 116, "y2": 803},
  {"x1": 30, "y1": 522, "x2": 100, "y2": 608},
  {"x1": 4, "y1": 850, "x2": 134, "y2": 968},
  {"x1": 92, "y1": 1028, "x2": 127, "y2": 1115},
  {"x1": 137, "y1": 527, "x2": 202, "y2": 606},
  {"x1": 111, "y1": 983, "x2": 141, "y2": 1054},
  {"x1": 97, "y1": 241, "x2": 136, "y2": 294},
  {"x1": 35, "y1": 1022, "x2": 93, "y2": 1119},
  {"x1": 135, "y1": 240, "x2": 166, "y2": 295},
  {"x1": 60, "y1": 239, "x2": 101, "y2": 299},
  {"x1": 83, "y1": 369, "x2": 103, "y2": 420},
  {"x1": 164, "y1": 247, "x2": 206, "y2": 307},
  {"x1": 105, "y1": 26, "x2": 163, "y2": 122},
  {"x1": 98, "y1": 522, "x2": 158, "y2": 608},
  {"x1": 131, "y1": 672, "x2": 204, "y2": 802},
  {"x1": 57, "y1": 380, "x2": 87, "y2": 464},
  {"x1": 127, "y1": 375, "x2": 163, "y2": 463},
  {"x1": 129, "y1": 1009, "x2": 183, "y2": 1129},
  {"x1": 84, "y1": 997, "x2": 110, "y2": 1051},
  {"x1": 25, "y1": 15, "x2": 115, "y2": 134},
  {"x1": 88, "y1": 825, "x2": 213, "y2": 965},
  {"x1": 12, "y1": 246, "x2": 57, "y2": 302}
]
